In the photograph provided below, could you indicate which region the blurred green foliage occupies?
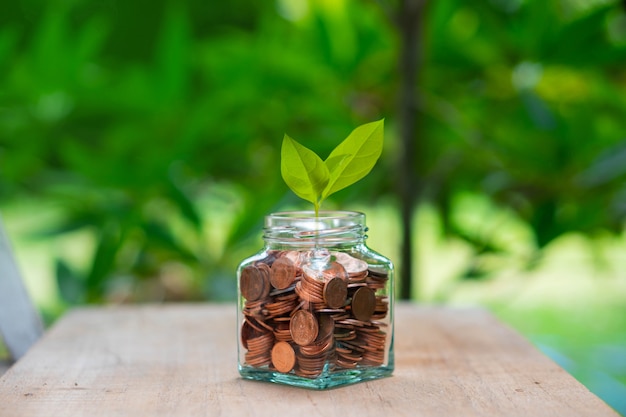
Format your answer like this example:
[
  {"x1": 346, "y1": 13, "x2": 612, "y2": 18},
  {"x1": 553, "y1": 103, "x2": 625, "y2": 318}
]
[
  {"x1": 421, "y1": 0, "x2": 626, "y2": 275},
  {"x1": 2, "y1": 1, "x2": 626, "y2": 412},
  {"x1": 0, "y1": 0, "x2": 396, "y2": 303},
  {"x1": 1, "y1": 0, "x2": 626, "y2": 302}
]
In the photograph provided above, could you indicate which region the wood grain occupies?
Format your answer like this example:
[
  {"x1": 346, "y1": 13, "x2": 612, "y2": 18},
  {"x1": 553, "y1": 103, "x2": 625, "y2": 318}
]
[{"x1": 0, "y1": 303, "x2": 619, "y2": 417}]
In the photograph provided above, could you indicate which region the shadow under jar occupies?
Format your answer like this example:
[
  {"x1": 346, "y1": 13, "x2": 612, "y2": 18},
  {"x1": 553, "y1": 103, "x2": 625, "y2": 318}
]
[{"x1": 237, "y1": 211, "x2": 394, "y2": 389}]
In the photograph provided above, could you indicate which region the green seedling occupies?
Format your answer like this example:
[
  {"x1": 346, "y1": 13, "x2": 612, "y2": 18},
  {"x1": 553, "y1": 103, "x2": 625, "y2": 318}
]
[{"x1": 281, "y1": 119, "x2": 384, "y2": 215}]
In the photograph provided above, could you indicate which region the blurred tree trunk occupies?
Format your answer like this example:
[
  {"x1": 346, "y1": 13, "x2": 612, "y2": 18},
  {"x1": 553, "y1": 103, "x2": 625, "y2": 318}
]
[{"x1": 395, "y1": 0, "x2": 424, "y2": 300}]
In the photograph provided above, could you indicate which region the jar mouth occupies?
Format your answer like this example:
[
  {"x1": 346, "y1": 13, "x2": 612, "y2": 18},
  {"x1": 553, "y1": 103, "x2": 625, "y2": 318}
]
[
  {"x1": 266, "y1": 210, "x2": 364, "y2": 222},
  {"x1": 263, "y1": 211, "x2": 366, "y2": 244}
]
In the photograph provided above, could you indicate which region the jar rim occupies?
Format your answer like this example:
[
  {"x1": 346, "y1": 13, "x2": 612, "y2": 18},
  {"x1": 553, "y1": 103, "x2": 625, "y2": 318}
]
[
  {"x1": 266, "y1": 210, "x2": 364, "y2": 220},
  {"x1": 263, "y1": 210, "x2": 366, "y2": 245}
]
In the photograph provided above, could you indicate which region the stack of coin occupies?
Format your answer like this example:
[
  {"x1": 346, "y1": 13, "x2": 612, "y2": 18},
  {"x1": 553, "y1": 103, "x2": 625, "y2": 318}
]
[
  {"x1": 372, "y1": 295, "x2": 389, "y2": 320},
  {"x1": 239, "y1": 250, "x2": 391, "y2": 378},
  {"x1": 366, "y1": 269, "x2": 389, "y2": 290},
  {"x1": 296, "y1": 271, "x2": 325, "y2": 304},
  {"x1": 264, "y1": 292, "x2": 299, "y2": 318},
  {"x1": 333, "y1": 320, "x2": 387, "y2": 369},
  {"x1": 358, "y1": 326, "x2": 387, "y2": 366},
  {"x1": 242, "y1": 301, "x2": 273, "y2": 333},
  {"x1": 294, "y1": 313, "x2": 335, "y2": 377},
  {"x1": 241, "y1": 321, "x2": 274, "y2": 367},
  {"x1": 240, "y1": 263, "x2": 271, "y2": 301},
  {"x1": 335, "y1": 345, "x2": 362, "y2": 368},
  {"x1": 335, "y1": 335, "x2": 365, "y2": 368},
  {"x1": 272, "y1": 317, "x2": 292, "y2": 342},
  {"x1": 296, "y1": 260, "x2": 348, "y2": 308},
  {"x1": 333, "y1": 312, "x2": 356, "y2": 342}
]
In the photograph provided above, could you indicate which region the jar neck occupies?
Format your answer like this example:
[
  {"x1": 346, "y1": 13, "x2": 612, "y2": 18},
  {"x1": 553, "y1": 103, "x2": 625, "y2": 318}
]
[{"x1": 263, "y1": 211, "x2": 367, "y2": 249}]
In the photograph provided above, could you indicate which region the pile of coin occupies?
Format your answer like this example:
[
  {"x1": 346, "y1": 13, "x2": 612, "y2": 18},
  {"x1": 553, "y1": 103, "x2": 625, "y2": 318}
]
[{"x1": 240, "y1": 249, "x2": 389, "y2": 378}]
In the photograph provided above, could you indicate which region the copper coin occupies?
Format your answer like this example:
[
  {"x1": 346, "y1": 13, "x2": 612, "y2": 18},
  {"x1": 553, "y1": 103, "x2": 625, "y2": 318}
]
[
  {"x1": 290, "y1": 310, "x2": 319, "y2": 346},
  {"x1": 270, "y1": 257, "x2": 296, "y2": 290},
  {"x1": 255, "y1": 252, "x2": 277, "y2": 267},
  {"x1": 351, "y1": 286, "x2": 376, "y2": 321},
  {"x1": 296, "y1": 279, "x2": 324, "y2": 304},
  {"x1": 333, "y1": 252, "x2": 368, "y2": 275},
  {"x1": 241, "y1": 320, "x2": 253, "y2": 349},
  {"x1": 271, "y1": 341, "x2": 297, "y2": 373},
  {"x1": 240, "y1": 265, "x2": 269, "y2": 301},
  {"x1": 324, "y1": 261, "x2": 348, "y2": 281},
  {"x1": 256, "y1": 263, "x2": 272, "y2": 293},
  {"x1": 283, "y1": 250, "x2": 303, "y2": 267},
  {"x1": 316, "y1": 314, "x2": 335, "y2": 342},
  {"x1": 323, "y1": 277, "x2": 348, "y2": 309}
]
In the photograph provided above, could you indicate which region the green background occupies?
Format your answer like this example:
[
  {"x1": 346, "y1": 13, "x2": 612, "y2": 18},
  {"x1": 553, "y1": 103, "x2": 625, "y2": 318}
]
[{"x1": 1, "y1": 0, "x2": 625, "y2": 413}]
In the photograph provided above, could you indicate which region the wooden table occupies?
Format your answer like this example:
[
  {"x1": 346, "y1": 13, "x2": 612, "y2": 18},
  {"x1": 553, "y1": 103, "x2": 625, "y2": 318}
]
[{"x1": 0, "y1": 303, "x2": 619, "y2": 417}]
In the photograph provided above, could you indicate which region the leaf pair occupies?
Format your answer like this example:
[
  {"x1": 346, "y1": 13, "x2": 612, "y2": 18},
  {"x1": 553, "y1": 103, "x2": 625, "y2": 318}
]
[{"x1": 281, "y1": 119, "x2": 384, "y2": 214}]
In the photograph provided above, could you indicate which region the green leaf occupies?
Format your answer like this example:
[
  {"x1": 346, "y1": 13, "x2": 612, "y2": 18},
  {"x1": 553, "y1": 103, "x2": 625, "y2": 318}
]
[
  {"x1": 322, "y1": 119, "x2": 384, "y2": 200},
  {"x1": 281, "y1": 134, "x2": 329, "y2": 207},
  {"x1": 280, "y1": 120, "x2": 384, "y2": 213}
]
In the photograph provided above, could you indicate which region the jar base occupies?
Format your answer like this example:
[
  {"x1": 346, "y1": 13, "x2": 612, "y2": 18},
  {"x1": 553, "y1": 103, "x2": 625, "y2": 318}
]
[{"x1": 238, "y1": 365, "x2": 394, "y2": 390}]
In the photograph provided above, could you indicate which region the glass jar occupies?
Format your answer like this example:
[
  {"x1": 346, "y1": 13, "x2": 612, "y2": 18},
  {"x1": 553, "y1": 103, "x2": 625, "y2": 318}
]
[{"x1": 237, "y1": 210, "x2": 394, "y2": 389}]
